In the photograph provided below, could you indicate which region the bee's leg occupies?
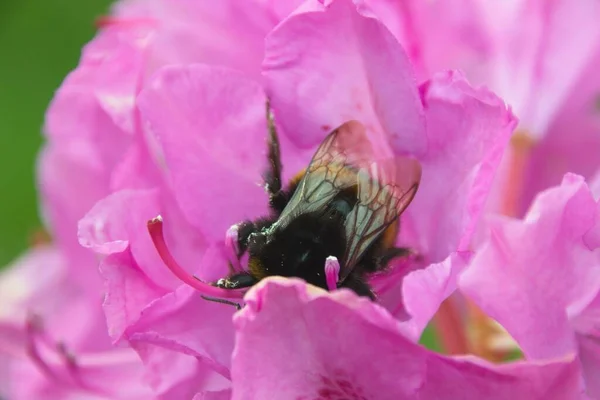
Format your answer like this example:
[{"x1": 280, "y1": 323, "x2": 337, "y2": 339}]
[
  {"x1": 341, "y1": 273, "x2": 376, "y2": 300},
  {"x1": 377, "y1": 246, "x2": 413, "y2": 266},
  {"x1": 231, "y1": 217, "x2": 276, "y2": 258},
  {"x1": 215, "y1": 272, "x2": 257, "y2": 289},
  {"x1": 200, "y1": 296, "x2": 242, "y2": 310},
  {"x1": 264, "y1": 100, "x2": 288, "y2": 214}
]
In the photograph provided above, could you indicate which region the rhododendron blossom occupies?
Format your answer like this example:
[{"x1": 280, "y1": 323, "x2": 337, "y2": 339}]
[
  {"x1": 0, "y1": 246, "x2": 153, "y2": 399},
  {"x1": 380, "y1": 0, "x2": 600, "y2": 216},
  {"x1": 461, "y1": 174, "x2": 600, "y2": 398},
  {"x1": 1, "y1": 0, "x2": 599, "y2": 399}
]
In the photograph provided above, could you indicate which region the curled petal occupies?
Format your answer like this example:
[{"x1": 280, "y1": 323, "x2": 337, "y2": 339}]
[
  {"x1": 138, "y1": 65, "x2": 270, "y2": 240},
  {"x1": 460, "y1": 174, "x2": 600, "y2": 361},
  {"x1": 232, "y1": 278, "x2": 582, "y2": 400},
  {"x1": 264, "y1": 0, "x2": 426, "y2": 152}
]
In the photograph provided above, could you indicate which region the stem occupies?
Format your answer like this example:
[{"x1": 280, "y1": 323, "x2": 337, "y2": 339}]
[
  {"x1": 466, "y1": 302, "x2": 511, "y2": 362},
  {"x1": 500, "y1": 131, "x2": 536, "y2": 217},
  {"x1": 147, "y1": 216, "x2": 246, "y2": 299},
  {"x1": 432, "y1": 296, "x2": 469, "y2": 355},
  {"x1": 465, "y1": 131, "x2": 535, "y2": 360}
]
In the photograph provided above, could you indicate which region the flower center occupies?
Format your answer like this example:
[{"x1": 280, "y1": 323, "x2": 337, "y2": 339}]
[{"x1": 298, "y1": 374, "x2": 368, "y2": 400}]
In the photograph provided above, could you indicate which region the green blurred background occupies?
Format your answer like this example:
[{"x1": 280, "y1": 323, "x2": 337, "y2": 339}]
[{"x1": 0, "y1": 0, "x2": 111, "y2": 266}]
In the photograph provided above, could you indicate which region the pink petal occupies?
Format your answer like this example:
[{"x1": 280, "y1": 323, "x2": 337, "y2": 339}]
[
  {"x1": 44, "y1": 20, "x2": 147, "y2": 165},
  {"x1": 477, "y1": 0, "x2": 600, "y2": 136},
  {"x1": 127, "y1": 282, "x2": 236, "y2": 375},
  {"x1": 395, "y1": 0, "x2": 600, "y2": 137},
  {"x1": 0, "y1": 248, "x2": 152, "y2": 399},
  {"x1": 100, "y1": 251, "x2": 168, "y2": 343},
  {"x1": 114, "y1": 0, "x2": 304, "y2": 81},
  {"x1": 192, "y1": 391, "x2": 232, "y2": 400},
  {"x1": 408, "y1": 70, "x2": 517, "y2": 262},
  {"x1": 591, "y1": 169, "x2": 600, "y2": 200},
  {"x1": 520, "y1": 47, "x2": 600, "y2": 213},
  {"x1": 132, "y1": 342, "x2": 230, "y2": 399},
  {"x1": 460, "y1": 174, "x2": 600, "y2": 362},
  {"x1": 0, "y1": 246, "x2": 67, "y2": 326},
  {"x1": 138, "y1": 65, "x2": 270, "y2": 240},
  {"x1": 109, "y1": 134, "x2": 163, "y2": 192},
  {"x1": 578, "y1": 334, "x2": 600, "y2": 398},
  {"x1": 263, "y1": 0, "x2": 426, "y2": 153},
  {"x1": 373, "y1": 72, "x2": 516, "y2": 332},
  {"x1": 0, "y1": 246, "x2": 111, "y2": 354},
  {"x1": 78, "y1": 188, "x2": 206, "y2": 289},
  {"x1": 10, "y1": 348, "x2": 154, "y2": 400},
  {"x1": 377, "y1": 1, "x2": 600, "y2": 217},
  {"x1": 399, "y1": 252, "x2": 469, "y2": 339},
  {"x1": 363, "y1": 0, "x2": 494, "y2": 84},
  {"x1": 232, "y1": 278, "x2": 582, "y2": 399},
  {"x1": 38, "y1": 143, "x2": 109, "y2": 291}
]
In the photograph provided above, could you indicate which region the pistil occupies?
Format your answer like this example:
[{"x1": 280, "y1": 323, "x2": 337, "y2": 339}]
[{"x1": 147, "y1": 216, "x2": 246, "y2": 299}]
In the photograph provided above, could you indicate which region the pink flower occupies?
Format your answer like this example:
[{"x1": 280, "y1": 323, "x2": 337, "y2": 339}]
[
  {"x1": 0, "y1": 246, "x2": 153, "y2": 399},
  {"x1": 460, "y1": 174, "x2": 600, "y2": 397},
  {"x1": 8, "y1": 1, "x2": 308, "y2": 398},
  {"x1": 232, "y1": 277, "x2": 583, "y2": 400},
  {"x1": 11, "y1": 0, "x2": 594, "y2": 397},
  {"x1": 75, "y1": 0, "x2": 530, "y2": 395},
  {"x1": 262, "y1": 0, "x2": 517, "y2": 337},
  {"x1": 22, "y1": 0, "x2": 304, "y2": 397},
  {"x1": 377, "y1": 0, "x2": 600, "y2": 215}
]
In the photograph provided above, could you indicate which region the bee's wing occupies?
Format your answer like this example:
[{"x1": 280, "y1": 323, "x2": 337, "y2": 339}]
[
  {"x1": 275, "y1": 120, "x2": 420, "y2": 283},
  {"x1": 335, "y1": 124, "x2": 421, "y2": 283},
  {"x1": 274, "y1": 121, "x2": 370, "y2": 228}
]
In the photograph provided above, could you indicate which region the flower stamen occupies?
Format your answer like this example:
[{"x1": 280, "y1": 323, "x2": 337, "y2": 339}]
[
  {"x1": 25, "y1": 314, "x2": 85, "y2": 385},
  {"x1": 325, "y1": 256, "x2": 340, "y2": 291},
  {"x1": 501, "y1": 131, "x2": 537, "y2": 217},
  {"x1": 147, "y1": 216, "x2": 246, "y2": 299},
  {"x1": 225, "y1": 224, "x2": 242, "y2": 272},
  {"x1": 25, "y1": 314, "x2": 60, "y2": 381},
  {"x1": 462, "y1": 130, "x2": 536, "y2": 361},
  {"x1": 433, "y1": 296, "x2": 469, "y2": 355}
]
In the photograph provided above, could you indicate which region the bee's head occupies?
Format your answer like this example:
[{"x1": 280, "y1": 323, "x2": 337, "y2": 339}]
[{"x1": 246, "y1": 213, "x2": 346, "y2": 289}]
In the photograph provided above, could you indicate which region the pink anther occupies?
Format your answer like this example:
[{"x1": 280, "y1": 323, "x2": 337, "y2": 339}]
[
  {"x1": 225, "y1": 224, "x2": 242, "y2": 272},
  {"x1": 324, "y1": 256, "x2": 340, "y2": 292}
]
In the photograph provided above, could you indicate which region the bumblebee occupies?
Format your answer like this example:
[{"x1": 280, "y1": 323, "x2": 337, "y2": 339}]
[{"x1": 212, "y1": 103, "x2": 421, "y2": 300}]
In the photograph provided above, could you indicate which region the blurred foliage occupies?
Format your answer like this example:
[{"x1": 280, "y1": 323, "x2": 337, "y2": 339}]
[
  {"x1": 0, "y1": 0, "x2": 112, "y2": 267},
  {"x1": 420, "y1": 323, "x2": 442, "y2": 352}
]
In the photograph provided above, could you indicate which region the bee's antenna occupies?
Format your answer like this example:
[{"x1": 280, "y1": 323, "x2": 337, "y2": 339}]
[
  {"x1": 201, "y1": 296, "x2": 242, "y2": 310},
  {"x1": 325, "y1": 256, "x2": 340, "y2": 291}
]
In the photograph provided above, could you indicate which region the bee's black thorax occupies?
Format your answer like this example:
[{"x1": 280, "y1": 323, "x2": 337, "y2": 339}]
[
  {"x1": 249, "y1": 210, "x2": 348, "y2": 290},
  {"x1": 214, "y1": 102, "x2": 415, "y2": 302}
]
